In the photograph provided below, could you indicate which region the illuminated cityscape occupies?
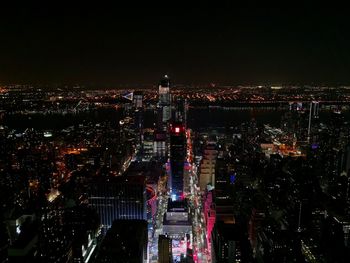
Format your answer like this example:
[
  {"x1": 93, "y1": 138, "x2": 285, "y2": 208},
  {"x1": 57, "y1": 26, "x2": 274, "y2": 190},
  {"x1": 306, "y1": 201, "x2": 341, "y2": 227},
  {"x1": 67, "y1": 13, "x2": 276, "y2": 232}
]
[{"x1": 1, "y1": 4, "x2": 350, "y2": 263}]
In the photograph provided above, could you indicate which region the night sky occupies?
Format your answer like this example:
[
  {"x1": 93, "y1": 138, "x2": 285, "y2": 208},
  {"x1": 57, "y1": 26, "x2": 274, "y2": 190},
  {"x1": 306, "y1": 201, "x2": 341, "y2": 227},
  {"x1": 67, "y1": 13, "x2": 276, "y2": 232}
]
[{"x1": 0, "y1": 3, "x2": 349, "y2": 85}]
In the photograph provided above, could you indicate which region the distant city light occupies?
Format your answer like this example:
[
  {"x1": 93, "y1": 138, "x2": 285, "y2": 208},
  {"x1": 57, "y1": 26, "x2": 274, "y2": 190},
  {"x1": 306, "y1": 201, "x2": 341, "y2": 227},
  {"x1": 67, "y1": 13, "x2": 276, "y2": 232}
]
[
  {"x1": 230, "y1": 173, "x2": 236, "y2": 184},
  {"x1": 311, "y1": 144, "x2": 319, "y2": 150},
  {"x1": 43, "y1": 131, "x2": 52, "y2": 137}
]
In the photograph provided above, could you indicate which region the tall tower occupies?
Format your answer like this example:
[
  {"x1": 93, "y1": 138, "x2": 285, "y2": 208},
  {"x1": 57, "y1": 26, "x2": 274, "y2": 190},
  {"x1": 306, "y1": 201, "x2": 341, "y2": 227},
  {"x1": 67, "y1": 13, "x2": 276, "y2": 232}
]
[
  {"x1": 169, "y1": 123, "x2": 186, "y2": 200},
  {"x1": 173, "y1": 98, "x2": 188, "y2": 127},
  {"x1": 133, "y1": 91, "x2": 144, "y2": 150},
  {"x1": 154, "y1": 75, "x2": 171, "y2": 160},
  {"x1": 158, "y1": 75, "x2": 171, "y2": 124},
  {"x1": 133, "y1": 91, "x2": 143, "y2": 109},
  {"x1": 307, "y1": 101, "x2": 320, "y2": 143}
]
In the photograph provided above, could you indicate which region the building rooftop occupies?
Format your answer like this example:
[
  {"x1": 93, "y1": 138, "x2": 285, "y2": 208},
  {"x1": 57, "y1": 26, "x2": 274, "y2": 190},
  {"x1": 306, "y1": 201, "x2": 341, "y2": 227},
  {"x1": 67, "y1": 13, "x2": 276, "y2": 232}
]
[
  {"x1": 91, "y1": 175, "x2": 146, "y2": 185},
  {"x1": 167, "y1": 199, "x2": 188, "y2": 212}
]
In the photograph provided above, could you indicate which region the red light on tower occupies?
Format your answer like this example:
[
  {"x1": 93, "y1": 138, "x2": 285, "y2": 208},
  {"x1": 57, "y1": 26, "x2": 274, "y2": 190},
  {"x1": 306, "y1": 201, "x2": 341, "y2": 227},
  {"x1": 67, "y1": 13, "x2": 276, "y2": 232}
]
[
  {"x1": 175, "y1": 127, "x2": 180, "y2": 133},
  {"x1": 180, "y1": 192, "x2": 185, "y2": 200}
]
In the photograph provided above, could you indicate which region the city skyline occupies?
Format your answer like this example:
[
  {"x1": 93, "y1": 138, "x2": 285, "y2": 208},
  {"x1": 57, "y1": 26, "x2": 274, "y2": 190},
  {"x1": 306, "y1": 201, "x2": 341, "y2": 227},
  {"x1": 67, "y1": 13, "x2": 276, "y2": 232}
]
[
  {"x1": 1, "y1": 74, "x2": 350, "y2": 262},
  {"x1": 1, "y1": 3, "x2": 350, "y2": 263}
]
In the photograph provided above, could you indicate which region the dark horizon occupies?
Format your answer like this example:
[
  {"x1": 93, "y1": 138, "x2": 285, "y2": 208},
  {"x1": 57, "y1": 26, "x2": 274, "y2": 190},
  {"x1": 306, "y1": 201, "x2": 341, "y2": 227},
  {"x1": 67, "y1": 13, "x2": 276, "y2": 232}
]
[{"x1": 1, "y1": 3, "x2": 350, "y2": 86}]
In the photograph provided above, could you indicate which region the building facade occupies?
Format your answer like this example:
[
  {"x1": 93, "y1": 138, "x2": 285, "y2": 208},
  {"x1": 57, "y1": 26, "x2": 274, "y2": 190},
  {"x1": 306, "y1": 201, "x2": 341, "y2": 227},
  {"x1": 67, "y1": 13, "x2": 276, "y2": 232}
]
[
  {"x1": 158, "y1": 75, "x2": 171, "y2": 124},
  {"x1": 169, "y1": 123, "x2": 186, "y2": 200},
  {"x1": 88, "y1": 176, "x2": 147, "y2": 230}
]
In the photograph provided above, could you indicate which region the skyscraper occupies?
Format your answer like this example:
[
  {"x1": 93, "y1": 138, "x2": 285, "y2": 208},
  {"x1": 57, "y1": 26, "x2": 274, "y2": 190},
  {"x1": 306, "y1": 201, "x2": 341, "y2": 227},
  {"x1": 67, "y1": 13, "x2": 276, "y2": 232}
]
[
  {"x1": 133, "y1": 91, "x2": 144, "y2": 149},
  {"x1": 199, "y1": 141, "x2": 218, "y2": 191},
  {"x1": 173, "y1": 98, "x2": 188, "y2": 126},
  {"x1": 153, "y1": 131, "x2": 167, "y2": 159},
  {"x1": 133, "y1": 91, "x2": 143, "y2": 109},
  {"x1": 158, "y1": 235, "x2": 172, "y2": 263},
  {"x1": 211, "y1": 222, "x2": 243, "y2": 263},
  {"x1": 169, "y1": 123, "x2": 186, "y2": 200},
  {"x1": 88, "y1": 176, "x2": 147, "y2": 230},
  {"x1": 95, "y1": 220, "x2": 148, "y2": 263},
  {"x1": 158, "y1": 75, "x2": 171, "y2": 124}
]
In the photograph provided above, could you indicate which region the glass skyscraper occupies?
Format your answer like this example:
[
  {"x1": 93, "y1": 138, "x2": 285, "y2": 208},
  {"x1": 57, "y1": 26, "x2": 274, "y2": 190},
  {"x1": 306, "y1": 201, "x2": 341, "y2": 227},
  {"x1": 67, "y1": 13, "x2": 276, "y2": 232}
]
[
  {"x1": 169, "y1": 123, "x2": 186, "y2": 200},
  {"x1": 88, "y1": 176, "x2": 147, "y2": 230}
]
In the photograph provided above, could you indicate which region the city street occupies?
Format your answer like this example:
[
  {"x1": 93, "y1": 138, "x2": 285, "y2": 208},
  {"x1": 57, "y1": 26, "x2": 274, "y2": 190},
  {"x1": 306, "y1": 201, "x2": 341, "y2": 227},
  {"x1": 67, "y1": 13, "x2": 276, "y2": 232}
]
[{"x1": 186, "y1": 129, "x2": 210, "y2": 263}]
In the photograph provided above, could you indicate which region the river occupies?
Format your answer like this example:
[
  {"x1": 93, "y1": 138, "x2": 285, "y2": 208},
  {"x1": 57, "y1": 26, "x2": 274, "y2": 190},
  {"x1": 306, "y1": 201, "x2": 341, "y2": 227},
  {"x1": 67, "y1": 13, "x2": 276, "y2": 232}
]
[{"x1": 2, "y1": 107, "x2": 349, "y2": 131}]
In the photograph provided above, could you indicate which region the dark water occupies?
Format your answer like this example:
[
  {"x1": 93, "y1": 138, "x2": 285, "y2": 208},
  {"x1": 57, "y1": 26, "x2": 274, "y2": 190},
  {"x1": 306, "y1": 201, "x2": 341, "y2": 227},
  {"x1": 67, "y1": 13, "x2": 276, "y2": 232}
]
[
  {"x1": 187, "y1": 108, "x2": 284, "y2": 129},
  {"x1": 2, "y1": 108, "x2": 122, "y2": 130},
  {"x1": 2, "y1": 107, "x2": 349, "y2": 131}
]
